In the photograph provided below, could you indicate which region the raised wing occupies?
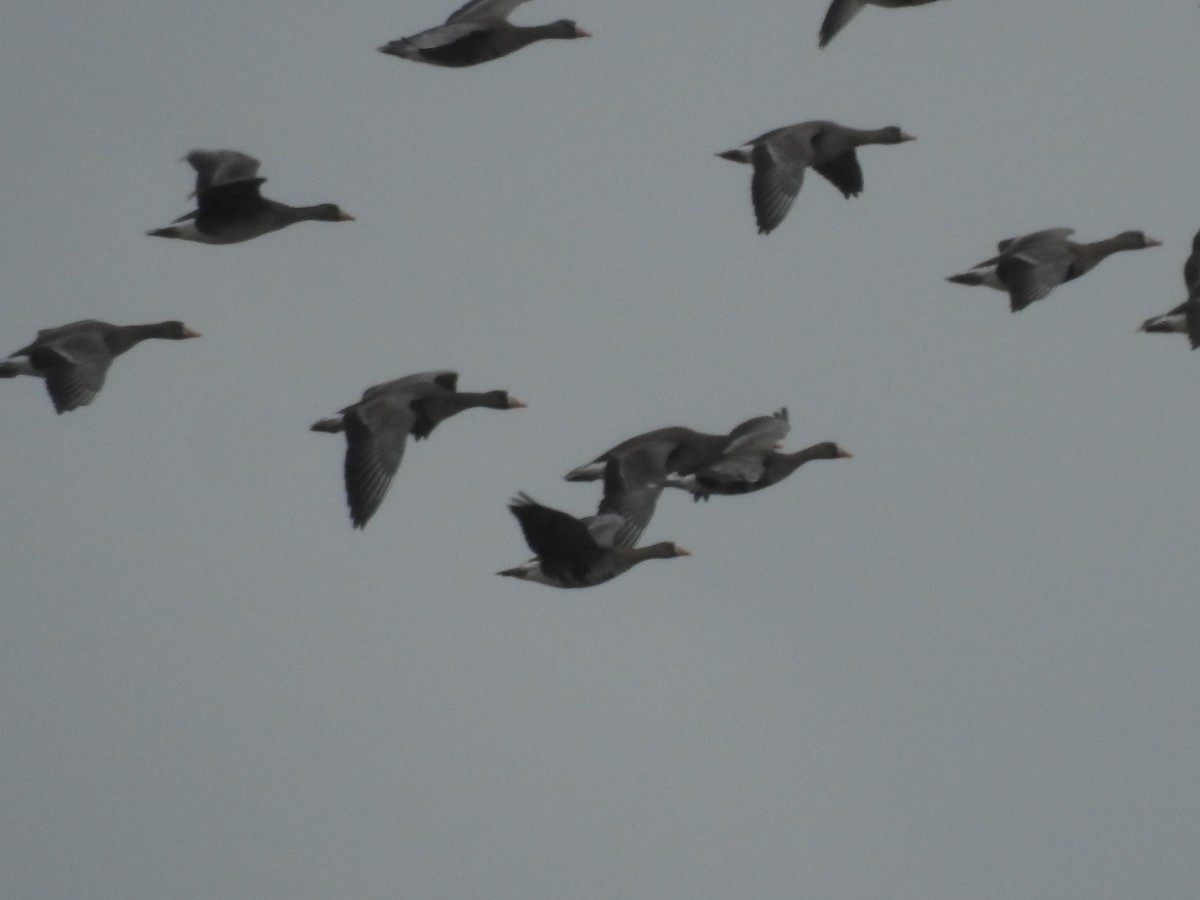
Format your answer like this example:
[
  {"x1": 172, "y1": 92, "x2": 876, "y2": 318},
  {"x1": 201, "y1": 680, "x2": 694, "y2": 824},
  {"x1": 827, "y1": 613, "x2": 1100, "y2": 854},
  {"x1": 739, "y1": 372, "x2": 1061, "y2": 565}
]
[
  {"x1": 361, "y1": 371, "x2": 458, "y2": 403},
  {"x1": 446, "y1": 0, "x2": 532, "y2": 24},
  {"x1": 508, "y1": 493, "x2": 603, "y2": 564},
  {"x1": 724, "y1": 408, "x2": 789, "y2": 455},
  {"x1": 988, "y1": 228, "x2": 1074, "y2": 262},
  {"x1": 186, "y1": 150, "x2": 262, "y2": 196}
]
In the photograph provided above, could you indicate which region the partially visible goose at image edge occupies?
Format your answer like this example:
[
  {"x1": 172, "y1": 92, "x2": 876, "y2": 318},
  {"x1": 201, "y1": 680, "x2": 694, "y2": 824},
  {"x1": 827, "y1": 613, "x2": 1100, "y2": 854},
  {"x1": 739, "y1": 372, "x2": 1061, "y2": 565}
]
[
  {"x1": 946, "y1": 227, "x2": 1162, "y2": 313},
  {"x1": 147, "y1": 150, "x2": 354, "y2": 245},
  {"x1": 0, "y1": 320, "x2": 200, "y2": 414},
  {"x1": 1139, "y1": 228, "x2": 1200, "y2": 349},
  {"x1": 311, "y1": 371, "x2": 526, "y2": 529},
  {"x1": 819, "y1": 0, "x2": 945, "y2": 49},
  {"x1": 379, "y1": 0, "x2": 590, "y2": 68},
  {"x1": 718, "y1": 121, "x2": 915, "y2": 235},
  {"x1": 498, "y1": 471, "x2": 689, "y2": 590}
]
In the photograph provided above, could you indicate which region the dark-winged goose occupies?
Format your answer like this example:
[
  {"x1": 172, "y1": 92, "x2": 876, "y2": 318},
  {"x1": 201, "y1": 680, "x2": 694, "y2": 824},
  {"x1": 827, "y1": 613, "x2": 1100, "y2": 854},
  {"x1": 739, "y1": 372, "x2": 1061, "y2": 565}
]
[
  {"x1": 311, "y1": 371, "x2": 525, "y2": 529},
  {"x1": 1139, "y1": 228, "x2": 1200, "y2": 349},
  {"x1": 379, "y1": 0, "x2": 589, "y2": 68},
  {"x1": 147, "y1": 150, "x2": 354, "y2": 245},
  {"x1": 718, "y1": 121, "x2": 915, "y2": 234},
  {"x1": 498, "y1": 462, "x2": 690, "y2": 590},
  {"x1": 0, "y1": 319, "x2": 200, "y2": 414},
  {"x1": 946, "y1": 228, "x2": 1162, "y2": 312},
  {"x1": 564, "y1": 410, "x2": 789, "y2": 483},
  {"x1": 819, "y1": 0, "x2": 944, "y2": 48}
]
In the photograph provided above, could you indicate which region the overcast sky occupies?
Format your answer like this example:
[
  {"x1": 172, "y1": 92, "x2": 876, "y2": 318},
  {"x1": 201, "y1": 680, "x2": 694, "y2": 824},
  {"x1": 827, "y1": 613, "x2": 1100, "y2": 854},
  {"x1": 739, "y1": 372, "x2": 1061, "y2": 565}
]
[{"x1": 3, "y1": 2, "x2": 1199, "y2": 898}]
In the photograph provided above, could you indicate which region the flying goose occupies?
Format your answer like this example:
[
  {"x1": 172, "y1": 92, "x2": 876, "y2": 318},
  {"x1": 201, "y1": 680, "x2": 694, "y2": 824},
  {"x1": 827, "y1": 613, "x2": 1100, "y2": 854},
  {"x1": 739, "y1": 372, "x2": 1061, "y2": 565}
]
[
  {"x1": 311, "y1": 371, "x2": 525, "y2": 528},
  {"x1": 718, "y1": 121, "x2": 915, "y2": 234},
  {"x1": 1139, "y1": 228, "x2": 1200, "y2": 348},
  {"x1": 0, "y1": 319, "x2": 200, "y2": 413},
  {"x1": 498, "y1": 457, "x2": 689, "y2": 589},
  {"x1": 947, "y1": 228, "x2": 1162, "y2": 312},
  {"x1": 379, "y1": 0, "x2": 589, "y2": 68},
  {"x1": 565, "y1": 410, "x2": 789, "y2": 483},
  {"x1": 148, "y1": 150, "x2": 353, "y2": 245},
  {"x1": 669, "y1": 441, "x2": 852, "y2": 501}
]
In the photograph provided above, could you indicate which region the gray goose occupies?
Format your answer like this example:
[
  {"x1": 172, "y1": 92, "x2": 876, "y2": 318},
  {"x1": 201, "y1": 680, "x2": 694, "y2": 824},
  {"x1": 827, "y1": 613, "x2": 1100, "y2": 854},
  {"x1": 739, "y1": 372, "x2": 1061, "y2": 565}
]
[
  {"x1": 669, "y1": 440, "x2": 853, "y2": 501},
  {"x1": 718, "y1": 121, "x2": 915, "y2": 234},
  {"x1": 379, "y1": 0, "x2": 589, "y2": 68},
  {"x1": 147, "y1": 150, "x2": 354, "y2": 245},
  {"x1": 498, "y1": 458, "x2": 689, "y2": 589},
  {"x1": 819, "y1": 0, "x2": 944, "y2": 48},
  {"x1": 311, "y1": 371, "x2": 525, "y2": 529},
  {"x1": 946, "y1": 228, "x2": 1162, "y2": 312},
  {"x1": 1139, "y1": 228, "x2": 1200, "y2": 349},
  {"x1": 564, "y1": 410, "x2": 789, "y2": 483},
  {"x1": 0, "y1": 319, "x2": 200, "y2": 413}
]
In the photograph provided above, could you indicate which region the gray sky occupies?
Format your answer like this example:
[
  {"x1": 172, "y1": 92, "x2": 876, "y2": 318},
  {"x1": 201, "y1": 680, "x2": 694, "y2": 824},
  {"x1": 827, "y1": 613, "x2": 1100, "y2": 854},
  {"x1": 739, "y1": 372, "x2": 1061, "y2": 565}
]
[{"x1": 3, "y1": 2, "x2": 1199, "y2": 898}]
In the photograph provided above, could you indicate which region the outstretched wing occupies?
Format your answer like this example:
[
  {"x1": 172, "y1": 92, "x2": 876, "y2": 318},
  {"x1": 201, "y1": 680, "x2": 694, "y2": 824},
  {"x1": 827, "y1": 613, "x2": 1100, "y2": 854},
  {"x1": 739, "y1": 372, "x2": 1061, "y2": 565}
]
[
  {"x1": 750, "y1": 139, "x2": 808, "y2": 235},
  {"x1": 341, "y1": 395, "x2": 418, "y2": 528},
  {"x1": 31, "y1": 332, "x2": 113, "y2": 413},
  {"x1": 818, "y1": 0, "x2": 865, "y2": 47},
  {"x1": 597, "y1": 447, "x2": 671, "y2": 549}
]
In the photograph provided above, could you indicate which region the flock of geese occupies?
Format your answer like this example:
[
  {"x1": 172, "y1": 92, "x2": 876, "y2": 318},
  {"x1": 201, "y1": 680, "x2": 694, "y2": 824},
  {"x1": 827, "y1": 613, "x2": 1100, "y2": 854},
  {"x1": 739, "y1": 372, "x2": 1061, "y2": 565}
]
[{"x1": 3, "y1": 0, "x2": 1197, "y2": 588}]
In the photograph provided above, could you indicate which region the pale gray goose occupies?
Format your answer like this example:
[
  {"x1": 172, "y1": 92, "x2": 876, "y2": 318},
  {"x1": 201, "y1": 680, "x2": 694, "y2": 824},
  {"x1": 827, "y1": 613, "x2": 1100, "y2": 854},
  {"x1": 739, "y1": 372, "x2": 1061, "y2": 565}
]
[
  {"x1": 819, "y1": 0, "x2": 944, "y2": 48},
  {"x1": 497, "y1": 468, "x2": 689, "y2": 589},
  {"x1": 718, "y1": 121, "x2": 915, "y2": 234},
  {"x1": 311, "y1": 371, "x2": 525, "y2": 529},
  {"x1": 0, "y1": 319, "x2": 200, "y2": 414},
  {"x1": 669, "y1": 441, "x2": 852, "y2": 501},
  {"x1": 947, "y1": 228, "x2": 1162, "y2": 312},
  {"x1": 1139, "y1": 228, "x2": 1200, "y2": 349},
  {"x1": 378, "y1": 0, "x2": 589, "y2": 68},
  {"x1": 564, "y1": 410, "x2": 789, "y2": 483},
  {"x1": 147, "y1": 150, "x2": 354, "y2": 245}
]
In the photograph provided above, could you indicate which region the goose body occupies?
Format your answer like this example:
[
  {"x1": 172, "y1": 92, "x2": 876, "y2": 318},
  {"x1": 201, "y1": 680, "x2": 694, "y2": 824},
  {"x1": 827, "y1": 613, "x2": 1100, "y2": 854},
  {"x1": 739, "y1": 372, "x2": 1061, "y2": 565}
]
[
  {"x1": 148, "y1": 150, "x2": 353, "y2": 245},
  {"x1": 565, "y1": 410, "x2": 789, "y2": 483},
  {"x1": 379, "y1": 0, "x2": 589, "y2": 68},
  {"x1": 669, "y1": 441, "x2": 852, "y2": 501},
  {"x1": 947, "y1": 228, "x2": 1161, "y2": 312},
  {"x1": 0, "y1": 319, "x2": 200, "y2": 413},
  {"x1": 718, "y1": 121, "x2": 915, "y2": 234},
  {"x1": 311, "y1": 371, "x2": 525, "y2": 528}
]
